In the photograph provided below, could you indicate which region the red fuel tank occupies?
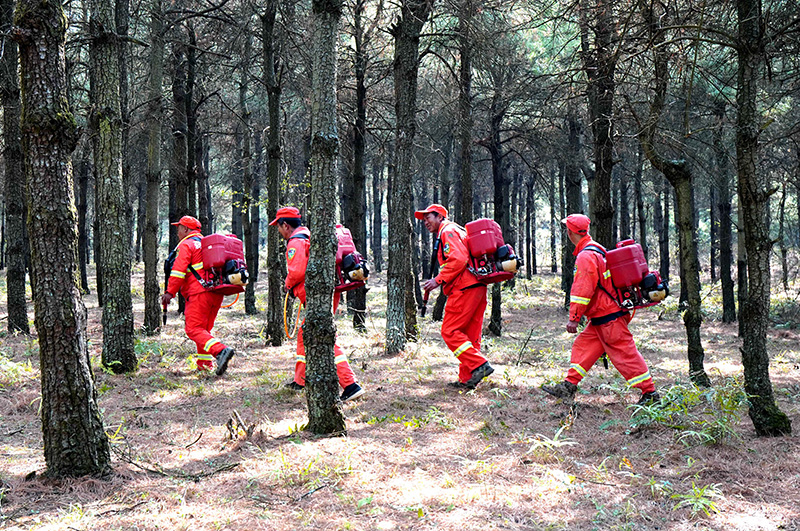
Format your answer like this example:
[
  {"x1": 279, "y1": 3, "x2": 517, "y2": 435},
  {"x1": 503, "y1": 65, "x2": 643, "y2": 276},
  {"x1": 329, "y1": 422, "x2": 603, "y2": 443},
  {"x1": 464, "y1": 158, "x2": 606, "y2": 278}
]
[
  {"x1": 201, "y1": 234, "x2": 244, "y2": 269},
  {"x1": 606, "y1": 239, "x2": 648, "y2": 288},
  {"x1": 336, "y1": 225, "x2": 356, "y2": 264},
  {"x1": 465, "y1": 218, "x2": 505, "y2": 258}
]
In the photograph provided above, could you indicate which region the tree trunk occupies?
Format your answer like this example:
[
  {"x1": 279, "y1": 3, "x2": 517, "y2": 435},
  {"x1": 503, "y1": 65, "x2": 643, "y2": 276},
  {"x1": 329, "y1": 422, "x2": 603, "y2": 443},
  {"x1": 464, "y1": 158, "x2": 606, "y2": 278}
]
[
  {"x1": 634, "y1": 147, "x2": 648, "y2": 259},
  {"x1": 261, "y1": 2, "x2": 284, "y2": 346},
  {"x1": 169, "y1": 38, "x2": 188, "y2": 256},
  {"x1": 779, "y1": 182, "x2": 788, "y2": 291},
  {"x1": 143, "y1": 0, "x2": 164, "y2": 335},
  {"x1": 371, "y1": 152, "x2": 384, "y2": 273},
  {"x1": 305, "y1": 0, "x2": 346, "y2": 436},
  {"x1": 239, "y1": 28, "x2": 258, "y2": 316},
  {"x1": 16, "y1": 0, "x2": 111, "y2": 475},
  {"x1": 580, "y1": 0, "x2": 616, "y2": 248},
  {"x1": 90, "y1": 0, "x2": 136, "y2": 372},
  {"x1": 549, "y1": 164, "x2": 557, "y2": 273},
  {"x1": 116, "y1": 0, "x2": 132, "y2": 256},
  {"x1": 638, "y1": 2, "x2": 709, "y2": 386},
  {"x1": 385, "y1": 0, "x2": 431, "y2": 355},
  {"x1": 735, "y1": 0, "x2": 791, "y2": 436},
  {"x1": 658, "y1": 178, "x2": 670, "y2": 282},
  {"x1": 2, "y1": 0, "x2": 30, "y2": 333},
  {"x1": 185, "y1": 26, "x2": 198, "y2": 218},
  {"x1": 715, "y1": 114, "x2": 736, "y2": 322},
  {"x1": 619, "y1": 170, "x2": 630, "y2": 240},
  {"x1": 456, "y1": 0, "x2": 472, "y2": 225},
  {"x1": 344, "y1": 0, "x2": 368, "y2": 332},
  {"x1": 710, "y1": 183, "x2": 719, "y2": 281},
  {"x1": 487, "y1": 90, "x2": 509, "y2": 336},
  {"x1": 527, "y1": 177, "x2": 535, "y2": 276},
  {"x1": 562, "y1": 110, "x2": 582, "y2": 305},
  {"x1": 77, "y1": 144, "x2": 91, "y2": 293}
]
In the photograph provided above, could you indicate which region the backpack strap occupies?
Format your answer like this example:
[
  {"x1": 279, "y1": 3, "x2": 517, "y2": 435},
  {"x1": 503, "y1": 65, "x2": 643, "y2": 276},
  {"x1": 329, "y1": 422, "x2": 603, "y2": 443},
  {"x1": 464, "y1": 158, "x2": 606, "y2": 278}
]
[
  {"x1": 578, "y1": 244, "x2": 622, "y2": 308},
  {"x1": 289, "y1": 233, "x2": 310, "y2": 241},
  {"x1": 181, "y1": 236, "x2": 207, "y2": 287}
]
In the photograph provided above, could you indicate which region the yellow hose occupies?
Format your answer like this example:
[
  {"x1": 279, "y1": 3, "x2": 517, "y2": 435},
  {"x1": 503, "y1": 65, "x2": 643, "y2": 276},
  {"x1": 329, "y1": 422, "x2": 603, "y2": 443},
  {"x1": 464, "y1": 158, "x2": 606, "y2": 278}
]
[{"x1": 283, "y1": 291, "x2": 303, "y2": 339}]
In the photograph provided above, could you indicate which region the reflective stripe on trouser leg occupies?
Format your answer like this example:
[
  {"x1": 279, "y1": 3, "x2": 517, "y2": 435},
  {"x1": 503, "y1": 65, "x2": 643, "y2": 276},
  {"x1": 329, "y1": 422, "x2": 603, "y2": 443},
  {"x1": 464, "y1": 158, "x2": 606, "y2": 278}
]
[
  {"x1": 185, "y1": 292, "x2": 227, "y2": 358},
  {"x1": 295, "y1": 325, "x2": 356, "y2": 388},
  {"x1": 566, "y1": 323, "x2": 606, "y2": 385},
  {"x1": 196, "y1": 352, "x2": 214, "y2": 371},
  {"x1": 442, "y1": 285, "x2": 488, "y2": 383},
  {"x1": 595, "y1": 316, "x2": 655, "y2": 394}
]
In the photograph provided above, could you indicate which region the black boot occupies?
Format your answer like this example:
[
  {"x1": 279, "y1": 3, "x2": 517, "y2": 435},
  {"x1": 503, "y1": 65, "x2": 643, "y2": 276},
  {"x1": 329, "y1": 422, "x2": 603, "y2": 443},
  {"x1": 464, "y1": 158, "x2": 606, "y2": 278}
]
[{"x1": 541, "y1": 381, "x2": 578, "y2": 399}]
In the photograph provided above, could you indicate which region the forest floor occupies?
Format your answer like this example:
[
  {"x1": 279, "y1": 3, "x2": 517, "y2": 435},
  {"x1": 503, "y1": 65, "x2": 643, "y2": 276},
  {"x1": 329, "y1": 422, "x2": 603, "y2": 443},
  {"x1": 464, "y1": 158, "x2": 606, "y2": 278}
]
[{"x1": 1, "y1": 268, "x2": 800, "y2": 531}]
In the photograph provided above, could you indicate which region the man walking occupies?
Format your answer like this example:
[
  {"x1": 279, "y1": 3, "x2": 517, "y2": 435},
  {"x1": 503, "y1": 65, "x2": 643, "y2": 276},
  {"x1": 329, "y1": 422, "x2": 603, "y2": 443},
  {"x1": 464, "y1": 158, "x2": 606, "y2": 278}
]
[
  {"x1": 162, "y1": 216, "x2": 236, "y2": 375},
  {"x1": 270, "y1": 207, "x2": 364, "y2": 401},
  {"x1": 542, "y1": 214, "x2": 659, "y2": 404},
  {"x1": 416, "y1": 204, "x2": 494, "y2": 390}
]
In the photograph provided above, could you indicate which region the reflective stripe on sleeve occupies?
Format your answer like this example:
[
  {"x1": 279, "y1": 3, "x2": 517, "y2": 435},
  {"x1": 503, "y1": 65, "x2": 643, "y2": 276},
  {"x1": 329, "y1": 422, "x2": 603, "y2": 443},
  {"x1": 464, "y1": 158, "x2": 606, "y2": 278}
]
[
  {"x1": 171, "y1": 270, "x2": 186, "y2": 279},
  {"x1": 570, "y1": 295, "x2": 591, "y2": 305}
]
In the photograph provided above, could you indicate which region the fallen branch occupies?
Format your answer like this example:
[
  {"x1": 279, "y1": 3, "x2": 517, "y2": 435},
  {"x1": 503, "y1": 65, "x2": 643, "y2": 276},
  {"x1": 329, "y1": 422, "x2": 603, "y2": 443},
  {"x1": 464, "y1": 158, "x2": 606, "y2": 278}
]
[
  {"x1": 112, "y1": 445, "x2": 240, "y2": 481},
  {"x1": 98, "y1": 500, "x2": 149, "y2": 517},
  {"x1": 184, "y1": 433, "x2": 203, "y2": 448},
  {"x1": 295, "y1": 482, "x2": 329, "y2": 502},
  {"x1": 1, "y1": 428, "x2": 24, "y2": 438},
  {"x1": 515, "y1": 328, "x2": 536, "y2": 366}
]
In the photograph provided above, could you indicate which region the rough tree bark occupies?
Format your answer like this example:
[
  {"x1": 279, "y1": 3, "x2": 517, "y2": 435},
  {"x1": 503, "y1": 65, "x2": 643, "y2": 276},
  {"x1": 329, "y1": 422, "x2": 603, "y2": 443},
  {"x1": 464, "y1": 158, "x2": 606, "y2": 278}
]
[
  {"x1": 90, "y1": 0, "x2": 136, "y2": 372},
  {"x1": 385, "y1": 0, "x2": 432, "y2": 355},
  {"x1": 637, "y1": 2, "x2": 709, "y2": 387},
  {"x1": 238, "y1": 27, "x2": 258, "y2": 315},
  {"x1": 713, "y1": 100, "x2": 736, "y2": 323},
  {"x1": 304, "y1": 0, "x2": 347, "y2": 435},
  {"x1": 562, "y1": 110, "x2": 583, "y2": 306},
  {"x1": 456, "y1": 0, "x2": 472, "y2": 225},
  {"x1": 343, "y1": 0, "x2": 370, "y2": 332},
  {"x1": 634, "y1": 147, "x2": 648, "y2": 259},
  {"x1": 1, "y1": 0, "x2": 30, "y2": 334},
  {"x1": 143, "y1": 0, "x2": 164, "y2": 335},
  {"x1": 735, "y1": 0, "x2": 791, "y2": 435},
  {"x1": 16, "y1": 0, "x2": 111, "y2": 475},
  {"x1": 371, "y1": 152, "x2": 383, "y2": 272},
  {"x1": 261, "y1": 0, "x2": 285, "y2": 345},
  {"x1": 579, "y1": 0, "x2": 616, "y2": 248}
]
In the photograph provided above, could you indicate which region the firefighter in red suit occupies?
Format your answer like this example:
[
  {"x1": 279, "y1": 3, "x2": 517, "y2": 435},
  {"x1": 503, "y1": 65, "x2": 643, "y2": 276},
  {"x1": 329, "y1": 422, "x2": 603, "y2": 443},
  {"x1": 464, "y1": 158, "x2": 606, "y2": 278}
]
[
  {"x1": 161, "y1": 216, "x2": 235, "y2": 376},
  {"x1": 542, "y1": 214, "x2": 660, "y2": 405},
  {"x1": 269, "y1": 207, "x2": 364, "y2": 402},
  {"x1": 416, "y1": 204, "x2": 494, "y2": 390}
]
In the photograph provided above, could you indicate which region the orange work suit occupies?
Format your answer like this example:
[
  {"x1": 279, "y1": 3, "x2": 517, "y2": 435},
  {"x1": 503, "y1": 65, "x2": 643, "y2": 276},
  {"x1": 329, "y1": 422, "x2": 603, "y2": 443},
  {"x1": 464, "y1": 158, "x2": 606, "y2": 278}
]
[
  {"x1": 285, "y1": 226, "x2": 356, "y2": 388},
  {"x1": 434, "y1": 221, "x2": 489, "y2": 383},
  {"x1": 565, "y1": 237, "x2": 655, "y2": 393},
  {"x1": 166, "y1": 231, "x2": 227, "y2": 370}
]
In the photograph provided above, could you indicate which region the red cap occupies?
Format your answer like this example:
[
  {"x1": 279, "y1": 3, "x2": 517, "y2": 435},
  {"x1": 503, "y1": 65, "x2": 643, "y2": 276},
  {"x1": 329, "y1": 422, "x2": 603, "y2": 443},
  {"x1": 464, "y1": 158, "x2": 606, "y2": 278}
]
[
  {"x1": 561, "y1": 214, "x2": 590, "y2": 234},
  {"x1": 171, "y1": 215, "x2": 201, "y2": 230},
  {"x1": 414, "y1": 203, "x2": 448, "y2": 221},
  {"x1": 269, "y1": 206, "x2": 302, "y2": 226}
]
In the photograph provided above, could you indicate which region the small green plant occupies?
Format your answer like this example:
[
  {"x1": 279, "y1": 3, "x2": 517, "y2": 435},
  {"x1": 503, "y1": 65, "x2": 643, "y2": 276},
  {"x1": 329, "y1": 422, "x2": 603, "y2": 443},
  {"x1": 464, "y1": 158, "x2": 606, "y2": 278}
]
[
  {"x1": 671, "y1": 481, "x2": 722, "y2": 517},
  {"x1": 629, "y1": 378, "x2": 747, "y2": 445}
]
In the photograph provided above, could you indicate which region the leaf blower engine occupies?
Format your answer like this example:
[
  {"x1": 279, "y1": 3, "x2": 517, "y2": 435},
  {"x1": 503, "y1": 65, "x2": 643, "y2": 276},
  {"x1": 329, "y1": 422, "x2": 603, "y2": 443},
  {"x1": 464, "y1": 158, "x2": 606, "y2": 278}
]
[{"x1": 606, "y1": 239, "x2": 669, "y2": 310}]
